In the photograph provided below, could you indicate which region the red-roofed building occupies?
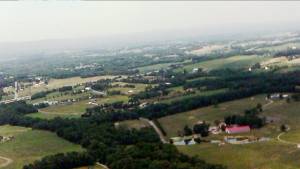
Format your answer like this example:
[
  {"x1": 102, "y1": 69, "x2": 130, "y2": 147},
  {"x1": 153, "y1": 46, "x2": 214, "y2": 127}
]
[{"x1": 225, "y1": 125, "x2": 250, "y2": 134}]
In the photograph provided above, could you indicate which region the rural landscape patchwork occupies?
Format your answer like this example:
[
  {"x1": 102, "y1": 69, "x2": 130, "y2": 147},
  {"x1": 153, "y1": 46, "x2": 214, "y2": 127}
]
[{"x1": 0, "y1": 1, "x2": 300, "y2": 169}]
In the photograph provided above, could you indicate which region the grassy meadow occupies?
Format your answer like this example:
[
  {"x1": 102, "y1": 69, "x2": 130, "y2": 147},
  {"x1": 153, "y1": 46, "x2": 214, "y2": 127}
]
[
  {"x1": 161, "y1": 88, "x2": 228, "y2": 104},
  {"x1": 0, "y1": 125, "x2": 83, "y2": 169},
  {"x1": 177, "y1": 55, "x2": 270, "y2": 72},
  {"x1": 118, "y1": 120, "x2": 150, "y2": 130},
  {"x1": 28, "y1": 95, "x2": 129, "y2": 119},
  {"x1": 4, "y1": 75, "x2": 117, "y2": 98},
  {"x1": 157, "y1": 93, "x2": 300, "y2": 169},
  {"x1": 158, "y1": 95, "x2": 268, "y2": 137}
]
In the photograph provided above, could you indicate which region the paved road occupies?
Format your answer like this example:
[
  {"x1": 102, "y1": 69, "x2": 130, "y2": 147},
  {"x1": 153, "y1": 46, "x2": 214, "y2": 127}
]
[
  {"x1": 139, "y1": 118, "x2": 168, "y2": 144},
  {"x1": 0, "y1": 156, "x2": 12, "y2": 168}
]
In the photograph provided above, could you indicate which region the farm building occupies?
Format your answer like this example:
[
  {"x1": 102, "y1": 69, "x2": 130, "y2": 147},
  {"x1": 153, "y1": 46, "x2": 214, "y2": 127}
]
[
  {"x1": 225, "y1": 125, "x2": 250, "y2": 134},
  {"x1": 192, "y1": 68, "x2": 199, "y2": 73}
]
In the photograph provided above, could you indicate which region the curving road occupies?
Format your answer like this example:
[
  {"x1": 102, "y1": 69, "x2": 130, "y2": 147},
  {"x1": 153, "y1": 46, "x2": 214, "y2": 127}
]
[{"x1": 0, "y1": 156, "x2": 12, "y2": 168}]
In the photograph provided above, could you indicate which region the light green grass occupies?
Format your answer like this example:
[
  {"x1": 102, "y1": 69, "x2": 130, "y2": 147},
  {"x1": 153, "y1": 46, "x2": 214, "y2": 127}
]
[
  {"x1": 31, "y1": 91, "x2": 91, "y2": 104},
  {"x1": 28, "y1": 95, "x2": 129, "y2": 119},
  {"x1": 256, "y1": 42, "x2": 300, "y2": 51},
  {"x1": 95, "y1": 95, "x2": 129, "y2": 105},
  {"x1": 109, "y1": 82, "x2": 149, "y2": 95},
  {"x1": 118, "y1": 120, "x2": 150, "y2": 130},
  {"x1": 161, "y1": 88, "x2": 228, "y2": 104},
  {"x1": 40, "y1": 100, "x2": 91, "y2": 115},
  {"x1": 178, "y1": 140, "x2": 300, "y2": 169},
  {"x1": 0, "y1": 125, "x2": 83, "y2": 169},
  {"x1": 166, "y1": 94, "x2": 300, "y2": 169},
  {"x1": 137, "y1": 63, "x2": 174, "y2": 73},
  {"x1": 177, "y1": 55, "x2": 270, "y2": 72},
  {"x1": 11, "y1": 75, "x2": 117, "y2": 97}
]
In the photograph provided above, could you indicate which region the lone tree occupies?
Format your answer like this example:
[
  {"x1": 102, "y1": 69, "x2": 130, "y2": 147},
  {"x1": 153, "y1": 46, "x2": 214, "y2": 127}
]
[
  {"x1": 256, "y1": 103, "x2": 263, "y2": 112},
  {"x1": 193, "y1": 122, "x2": 210, "y2": 137},
  {"x1": 286, "y1": 97, "x2": 291, "y2": 103},
  {"x1": 280, "y1": 124, "x2": 287, "y2": 132},
  {"x1": 183, "y1": 125, "x2": 193, "y2": 136}
]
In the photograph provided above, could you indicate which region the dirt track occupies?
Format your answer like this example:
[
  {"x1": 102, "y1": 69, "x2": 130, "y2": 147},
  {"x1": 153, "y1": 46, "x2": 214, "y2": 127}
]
[{"x1": 0, "y1": 156, "x2": 12, "y2": 168}]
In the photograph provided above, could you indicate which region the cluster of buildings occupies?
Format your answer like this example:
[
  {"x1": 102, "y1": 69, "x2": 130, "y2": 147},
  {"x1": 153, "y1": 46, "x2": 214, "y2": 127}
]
[{"x1": 0, "y1": 135, "x2": 14, "y2": 143}]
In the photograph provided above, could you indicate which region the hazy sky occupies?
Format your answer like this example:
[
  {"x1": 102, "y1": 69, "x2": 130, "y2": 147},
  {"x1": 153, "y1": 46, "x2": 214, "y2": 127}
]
[{"x1": 1, "y1": 1, "x2": 300, "y2": 43}]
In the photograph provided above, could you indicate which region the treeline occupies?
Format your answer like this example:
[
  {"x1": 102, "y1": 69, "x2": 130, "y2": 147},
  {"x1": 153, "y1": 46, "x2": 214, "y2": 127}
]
[
  {"x1": 31, "y1": 86, "x2": 73, "y2": 100},
  {"x1": 23, "y1": 152, "x2": 94, "y2": 169},
  {"x1": 31, "y1": 90, "x2": 56, "y2": 100},
  {"x1": 274, "y1": 48, "x2": 300, "y2": 57},
  {"x1": 0, "y1": 101, "x2": 37, "y2": 115},
  {"x1": 224, "y1": 106, "x2": 266, "y2": 128},
  {"x1": 86, "y1": 70, "x2": 300, "y2": 122},
  {"x1": 58, "y1": 86, "x2": 73, "y2": 92},
  {"x1": 90, "y1": 79, "x2": 112, "y2": 91},
  {"x1": 107, "y1": 143, "x2": 225, "y2": 169},
  {"x1": 131, "y1": 85, "x2": 169, "y2": 100}
]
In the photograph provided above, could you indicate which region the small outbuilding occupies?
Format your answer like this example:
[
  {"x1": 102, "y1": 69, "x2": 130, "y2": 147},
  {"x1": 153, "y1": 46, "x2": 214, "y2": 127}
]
[{"x1": 225, "y1": 125, "x2": 250, "y2": 134}]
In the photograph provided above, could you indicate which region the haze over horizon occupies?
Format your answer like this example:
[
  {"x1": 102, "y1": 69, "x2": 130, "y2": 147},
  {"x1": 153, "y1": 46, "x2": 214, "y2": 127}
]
[{"x1": 1, "y1": 1, "x2": 300, "y2": 43}]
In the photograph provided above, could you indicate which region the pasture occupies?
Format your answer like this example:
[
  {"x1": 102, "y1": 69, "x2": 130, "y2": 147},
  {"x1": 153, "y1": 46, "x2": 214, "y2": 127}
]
[
  {"x1": 188, "y1": 45, "x2": 225, "y2": 55},
  {"x1": 256, "y1": 42, "x2": 300, "y2": 51},
  {"x1": 178, "y1": 140, "x2": 300, "y2": 169},
  {"x1": 158, "y1": 95, "x2": 268, "y2": 137},
  {"x1": 177, "y1": 55, "x2": 270, "y2": 72},
  {"x1": 4, "y1": 75, "x2": 117, "y2": 97},
  {"x1": 117, "y1": 119, "x2": 150, "y2": 130},
  {"x1": 137, "y1": 63, "x2": 175, "y2": 73},
  {"x1": 109, "y1": 82, "x2": 149, "y2": 95},
  {"x1": 0, "y1": 125, "x2": 83, "y2": 169},
  {"x1": 161, "y1": 88, "x2": 228, "y2": 104},
  {"x1": 158, "y1": 93, "x2": 300, "y2": 169},
  {"x1": 28, "y1": 95, "x2": 129, "y2": 119}
]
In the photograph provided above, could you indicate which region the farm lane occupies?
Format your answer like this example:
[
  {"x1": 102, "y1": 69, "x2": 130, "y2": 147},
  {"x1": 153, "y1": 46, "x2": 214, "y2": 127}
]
[
  {"x1": 139, "y1": 118, "x2": 168, "y2": 144},
  {"x1": 0, "y1": 156, "x2": 13, "y2": 168}
]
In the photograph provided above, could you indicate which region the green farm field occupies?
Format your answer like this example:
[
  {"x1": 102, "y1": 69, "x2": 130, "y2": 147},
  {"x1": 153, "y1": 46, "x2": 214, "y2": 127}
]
[
  {"x1": 158, "y1": 95, "x2": 268, "y2": 137},
  {"x1": 0, "y1": 125, "x2": 83, "y2": 169},
  {"x1": 137, "y1": 63, "x2": 175, "y2": 73},
  {"x1": 4, "y1": 75, "x2": 117, "y2": 97},
  {"x1": 178, "y1": 140, "x2": 300, "y2": 169},
  {"x1": 158, "y1": 94, "x2": 300, "y2": 169},
  {"x1": 256, "y1": 42, "x2": 300, "y2": 51},
  {"x1": 137, "y1": 60, "x2": 192, "y2": 73},
  {"x1": 177, "y1": 55, "x2": 270, "y2": 72},
  {"x1": 28, "y1": 95, "x2": 129, "y2": 119},
  {"x1": 109, "y1": 82, "x2": 149, "y2": 95},
  {"x1": 117, "y1": 119, "x2": 150, "y2": 130},
  {"x1": 161, "y1": 88, "x2": 228, "y2": 104}
]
